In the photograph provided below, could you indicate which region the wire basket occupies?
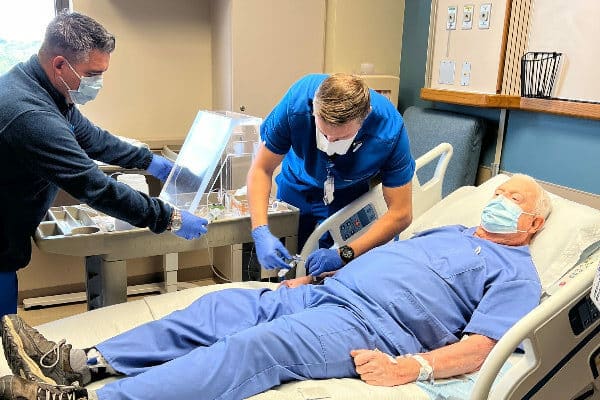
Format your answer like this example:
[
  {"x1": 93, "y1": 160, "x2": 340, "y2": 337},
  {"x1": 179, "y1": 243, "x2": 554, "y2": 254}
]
[{"x1": 521, "y1": 52, "x2": 562, "y2": 98}]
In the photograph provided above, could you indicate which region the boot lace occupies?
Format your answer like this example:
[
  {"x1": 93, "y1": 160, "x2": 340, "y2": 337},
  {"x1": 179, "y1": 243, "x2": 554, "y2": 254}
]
[{"x1": 40, "y1": 339, "x2": 67, "y2": 369}]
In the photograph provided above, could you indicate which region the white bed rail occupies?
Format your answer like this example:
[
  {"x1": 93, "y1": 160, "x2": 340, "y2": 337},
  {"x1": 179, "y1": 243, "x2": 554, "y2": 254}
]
[
  {"x1": 296, "y1": 142, "x2": 453, "y2": 277},
  {"x1": 412, "y1": 142, "x2": 453, "y2": 218},
  {"x1": 472, "y1": 252, "x2": 600, "y2": 399}
]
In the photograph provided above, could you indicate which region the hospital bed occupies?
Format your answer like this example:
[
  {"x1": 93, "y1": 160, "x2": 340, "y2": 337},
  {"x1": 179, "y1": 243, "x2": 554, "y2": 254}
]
[{"x1": 1, "y1": 173, "x2": 600, "y2": 400}]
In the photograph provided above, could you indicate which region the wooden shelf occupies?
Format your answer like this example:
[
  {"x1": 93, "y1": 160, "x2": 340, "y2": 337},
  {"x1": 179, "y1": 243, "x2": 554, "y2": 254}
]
[
  {"x1": 519, "y1": 97, "x2": 600, "y2": 121},
  {"x1": 420, "y1": 88, "x2": 521, "y2": 108},
  {"x1": 421, "y1": 88, "x2": 600, "y2": 120}
]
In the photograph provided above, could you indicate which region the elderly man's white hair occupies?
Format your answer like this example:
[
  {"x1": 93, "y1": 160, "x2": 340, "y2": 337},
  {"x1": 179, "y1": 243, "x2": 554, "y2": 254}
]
[{"x1": 512, "y1": 173, "x2": 552, "y2": 219}]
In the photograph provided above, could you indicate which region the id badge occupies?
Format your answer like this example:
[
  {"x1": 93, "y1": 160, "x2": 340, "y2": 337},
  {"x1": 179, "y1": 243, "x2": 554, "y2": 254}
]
[{"x1": 323, "y1": 175, "x2": 334, "y2": 205}]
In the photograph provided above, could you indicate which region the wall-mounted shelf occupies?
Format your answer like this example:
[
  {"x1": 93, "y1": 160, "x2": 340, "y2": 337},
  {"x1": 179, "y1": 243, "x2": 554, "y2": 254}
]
[
  {"x1": 421, "y1": 88, "x2": 600, "y2": 121},
  {"x1": 420, "y1": 88, "x2": 520, "y2": 108},
  {"x1": 519, "y1": 98, "x2": 600, "y2": 121}
]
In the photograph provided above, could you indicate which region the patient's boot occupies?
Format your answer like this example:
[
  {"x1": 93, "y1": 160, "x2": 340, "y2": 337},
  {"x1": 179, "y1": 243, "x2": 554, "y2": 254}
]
[
  {"x1": 0, "y1": 375, "x2": 91, "y2": 400},
  {"x1": 1, "y1": 315, "x2": 89, "y2": 387}
]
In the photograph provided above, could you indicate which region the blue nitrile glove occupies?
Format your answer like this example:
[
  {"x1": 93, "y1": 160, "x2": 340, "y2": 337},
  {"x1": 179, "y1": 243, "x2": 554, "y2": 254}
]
[
  {"x1": 251, "y1": 225, "x2": 292, "y2": 269},
  {"x1": 306, "y1": 248, "x2": 344, "y2": 276},
  {"x1": 174, "y1": 210, "x2": 208, "y2": 240},
  {"x1": 147, "y1": 154, "x2": 174, "y2": 182}
]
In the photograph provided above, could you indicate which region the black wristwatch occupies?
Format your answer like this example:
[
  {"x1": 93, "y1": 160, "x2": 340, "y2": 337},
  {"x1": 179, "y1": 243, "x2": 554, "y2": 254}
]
[{"x1": 339, "y1": 245, "x2": 355, "y2": 264}]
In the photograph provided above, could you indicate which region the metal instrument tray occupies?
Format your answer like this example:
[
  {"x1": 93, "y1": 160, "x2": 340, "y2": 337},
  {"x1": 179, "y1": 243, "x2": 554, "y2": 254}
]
[{"x1": 34, "y1": 202, "x2": 299, "y2": 259}]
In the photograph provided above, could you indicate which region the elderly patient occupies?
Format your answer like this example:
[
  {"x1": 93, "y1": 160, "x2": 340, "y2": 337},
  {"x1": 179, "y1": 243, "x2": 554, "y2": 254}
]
[{"x1": 0, "y1": 174, "x2": 551, "y2": 400}]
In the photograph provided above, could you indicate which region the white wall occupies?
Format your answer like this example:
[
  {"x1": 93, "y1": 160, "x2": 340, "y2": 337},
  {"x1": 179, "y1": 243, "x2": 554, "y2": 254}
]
[
  {"x1": 324, "y1": 0, "x2": 405, "y2": 75},
  {"x1": 74, "y1": 0, "x2": 213, "y2": 142}
]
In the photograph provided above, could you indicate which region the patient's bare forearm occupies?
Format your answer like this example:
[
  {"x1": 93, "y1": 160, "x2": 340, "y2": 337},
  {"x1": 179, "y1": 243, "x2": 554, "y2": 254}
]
[
  {"x1": 351, "y1": 335, "x2": 495, "y2": 387},
  {"x1": 420, "y1": 334, "x2": 496, "y2": 379}
]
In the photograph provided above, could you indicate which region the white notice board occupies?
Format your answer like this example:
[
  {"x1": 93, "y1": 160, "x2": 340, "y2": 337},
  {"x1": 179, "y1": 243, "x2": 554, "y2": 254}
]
[
  {"x1": 527, "y1": 0, "x2": 600, "y2": 103},
  {"x1": 427, "y1": 0, "x2": 510, "y2": 94}
]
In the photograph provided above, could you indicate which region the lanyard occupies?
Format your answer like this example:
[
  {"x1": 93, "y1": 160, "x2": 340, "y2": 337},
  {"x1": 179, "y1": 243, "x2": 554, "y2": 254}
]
[{"x1": 323, "y1": 159, "x2": 335, "y2": 205}]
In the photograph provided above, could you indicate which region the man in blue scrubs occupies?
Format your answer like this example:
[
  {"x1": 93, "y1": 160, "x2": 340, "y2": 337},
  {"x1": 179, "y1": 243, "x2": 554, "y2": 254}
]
[
  {"x1": 248, "y1": 73, "x2": 415, "y2": 276},
  {"x1": 0, "y1": 12, "x2": 208, "y2": 318},
  {"x1": 0, "y1": 174, "x2": 552, "y2": 399}
]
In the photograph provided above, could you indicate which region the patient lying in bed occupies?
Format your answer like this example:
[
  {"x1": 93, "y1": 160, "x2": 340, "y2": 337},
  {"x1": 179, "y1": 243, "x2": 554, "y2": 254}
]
[{"x1": 0, "y1": 174, "x2": 552, "y2": 400}]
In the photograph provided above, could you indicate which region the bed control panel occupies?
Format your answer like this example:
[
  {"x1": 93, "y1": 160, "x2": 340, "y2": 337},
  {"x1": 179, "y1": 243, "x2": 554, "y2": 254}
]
[
  {"x1": 546, "y1": 253, "x2": 600, "y2": 297},
  {"x1": 569, "y1": 296, "x2": 600, "y2": 335},
  {"x1": 339, "y1": 203, "x2": 378, "y2": 241}
]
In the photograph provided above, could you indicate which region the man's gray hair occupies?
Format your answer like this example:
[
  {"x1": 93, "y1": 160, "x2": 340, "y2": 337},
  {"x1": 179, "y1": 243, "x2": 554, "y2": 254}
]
[
  {"x1": 513, "y1": 173, "x2": 553, "y2": 219},
  {"x1": 39, "y1": 10, "x2": 115, "y2": 63}
]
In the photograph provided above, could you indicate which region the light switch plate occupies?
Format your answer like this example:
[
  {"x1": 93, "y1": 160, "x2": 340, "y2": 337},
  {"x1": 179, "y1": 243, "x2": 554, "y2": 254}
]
[
  {"x1": 439, "y1": 60, "x2": 455, "y2": 85},
  {"x1": 447, "y1": 6, "x2": 457, "y2": 30},
  {"x1": 462, "y1": 5, "x2": 474, "y2": 30},
  {"x1": 479, "y1": 4, "x2": 492, "y2": 29}
]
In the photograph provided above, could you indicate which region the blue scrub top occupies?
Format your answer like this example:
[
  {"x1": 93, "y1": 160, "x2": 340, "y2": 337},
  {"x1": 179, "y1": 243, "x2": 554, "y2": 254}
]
[
  {"x1": 309, "y1": 225, "x2": 542, "y2": 354},
  {"x1": 261, "y1": 74, "x2": 415, "y2": 195}
]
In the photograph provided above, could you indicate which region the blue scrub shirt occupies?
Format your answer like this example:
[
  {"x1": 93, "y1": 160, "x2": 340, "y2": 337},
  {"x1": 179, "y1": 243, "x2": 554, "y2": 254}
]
[
  {"x1": 322, "y1": 225, "x2": 542, "y2": 352},
  {"x1": 261, "y1": 74, "x2": 415, "y2": 247}
]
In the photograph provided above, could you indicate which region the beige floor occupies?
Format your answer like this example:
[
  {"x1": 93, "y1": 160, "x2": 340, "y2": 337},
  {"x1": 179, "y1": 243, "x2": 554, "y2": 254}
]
[{"x1": 16, "y1": 278, "x2": 217, "y2": 327}]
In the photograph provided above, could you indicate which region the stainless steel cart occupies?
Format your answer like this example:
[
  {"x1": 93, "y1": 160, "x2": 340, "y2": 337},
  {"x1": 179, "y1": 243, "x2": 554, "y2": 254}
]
[{"x1": 33, "y1": 204, "x2": 298, "y2": 310}]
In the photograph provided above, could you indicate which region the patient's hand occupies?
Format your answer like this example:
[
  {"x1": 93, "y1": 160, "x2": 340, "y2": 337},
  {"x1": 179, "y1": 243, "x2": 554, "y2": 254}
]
[
  {"x1": 278, "y1": 271, "x2": 337, "y2": 288},
  {"x1": 351, "y1": 349, "x2": 419, "y2": 386},
  {"x1": 279, "y1": 276, "x2": 313, "y2": 288}
]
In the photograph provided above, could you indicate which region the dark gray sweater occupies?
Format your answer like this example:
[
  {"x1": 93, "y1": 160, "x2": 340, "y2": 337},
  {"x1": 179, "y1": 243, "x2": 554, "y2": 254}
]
[{"x1": 0, "y1": 55, "x2": 171, "y2": 271}]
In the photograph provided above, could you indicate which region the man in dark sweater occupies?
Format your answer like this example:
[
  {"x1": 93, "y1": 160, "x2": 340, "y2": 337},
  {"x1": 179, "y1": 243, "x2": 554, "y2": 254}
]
[{"x1": 0, "y1": 11, "x2": 208, "y2": 317}]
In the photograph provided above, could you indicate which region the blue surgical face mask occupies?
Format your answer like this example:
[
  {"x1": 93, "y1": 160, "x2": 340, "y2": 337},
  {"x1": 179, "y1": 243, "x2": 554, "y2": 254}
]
[
  {"x1": 59, "y1": 60, "x2": 103, "y2": 105},
  {"x1": 481, "y1": 196, "x2": 535, "y2": 234}
]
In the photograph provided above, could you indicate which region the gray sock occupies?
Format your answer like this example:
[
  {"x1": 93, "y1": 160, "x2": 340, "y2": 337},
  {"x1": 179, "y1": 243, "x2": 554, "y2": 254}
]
[
  {"x1": 70, "y1": 347, "x2": 120, "y2": 386},
  {"x1": 87, "y1": 389, "x2": 98, "y2": 400},
  {"x1": 85, "y1": 348, "x2": 118, "y2": 375},
  {"x1": 69, "y1": 349, "x2": 92, "y2": 385}
]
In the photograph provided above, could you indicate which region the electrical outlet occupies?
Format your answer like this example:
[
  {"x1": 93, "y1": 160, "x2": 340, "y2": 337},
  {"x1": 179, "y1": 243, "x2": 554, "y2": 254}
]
[
  {"x1": 479, "y1": 3, "x2": 492, "y2": 29},
  {"x1": 461, "y1": 61, "x2": 471, "y2": 86},
  {"x1": 447, "y1": 6, "x2": 457, "y2": 30},
  {"x1": 462, "y1": 5, "x2": 474, "y2": 30}
]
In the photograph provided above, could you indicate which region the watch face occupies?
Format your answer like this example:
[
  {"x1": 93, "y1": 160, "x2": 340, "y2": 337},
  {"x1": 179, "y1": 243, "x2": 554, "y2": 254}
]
[
  {"x1": 340, "y1": 245, "x2": 354, "y2": 261},
  {"x1": 172, "y1": 219, "x2": 182, "y2": 231},
  {"x1": 170, "y1": 210, "x2": 183, "y2": 231}
]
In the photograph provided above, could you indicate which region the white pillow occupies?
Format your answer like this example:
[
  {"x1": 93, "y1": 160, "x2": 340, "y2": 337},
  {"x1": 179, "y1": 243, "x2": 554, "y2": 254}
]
[{"x1": 402, "y1": 174, "x2": 600, "y2": 290}]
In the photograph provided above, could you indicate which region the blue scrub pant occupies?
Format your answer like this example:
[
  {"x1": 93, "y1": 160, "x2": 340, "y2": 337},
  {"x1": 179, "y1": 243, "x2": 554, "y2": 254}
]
[
  {"x1": 95, "y1": 286, "x2": 380, "y2": 400},
  {"x1": 0, "y1": 271, "x2": 18, "y2": 318}
]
